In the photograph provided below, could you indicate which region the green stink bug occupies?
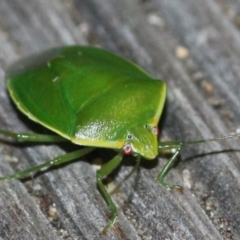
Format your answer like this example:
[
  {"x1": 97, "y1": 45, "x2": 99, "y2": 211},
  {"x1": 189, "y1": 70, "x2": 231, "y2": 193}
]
[{"x1": 0, "y1": 46, "x2": 239, "y2": 232}]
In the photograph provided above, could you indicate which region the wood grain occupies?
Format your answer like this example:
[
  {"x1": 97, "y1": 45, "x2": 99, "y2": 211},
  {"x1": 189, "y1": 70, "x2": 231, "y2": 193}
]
[{"x1": 0, "y1": 0, "x2": 240, "y2": 239}]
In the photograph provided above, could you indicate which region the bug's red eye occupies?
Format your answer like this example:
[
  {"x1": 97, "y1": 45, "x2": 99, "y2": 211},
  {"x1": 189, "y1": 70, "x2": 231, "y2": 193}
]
[
  {"x1": 152, "y1": 126, "x2": 159, "y2": 135},
  {"x1": 123, "y1": 144, "x2": 132, "y2": 155}
]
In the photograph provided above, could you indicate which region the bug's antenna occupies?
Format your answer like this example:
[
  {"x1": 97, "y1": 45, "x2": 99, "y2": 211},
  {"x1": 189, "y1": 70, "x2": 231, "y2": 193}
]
[
  {"x1": 159, "y1": 132, "x2": 240, "y2": 152},
  {"x1": 180, "y1": 132, "x2": 240, "y2": 146}
]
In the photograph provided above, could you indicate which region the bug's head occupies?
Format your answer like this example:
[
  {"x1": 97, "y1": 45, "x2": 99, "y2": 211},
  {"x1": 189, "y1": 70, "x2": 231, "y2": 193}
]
[{"x1": 122, "y1": 125, "x2": 158, "y2": 160}]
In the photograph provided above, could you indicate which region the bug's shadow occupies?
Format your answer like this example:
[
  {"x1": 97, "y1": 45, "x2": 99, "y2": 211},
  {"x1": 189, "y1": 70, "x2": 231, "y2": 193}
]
[{"x1": 31, "y1": 147, "x2": 158, "y2": 179}]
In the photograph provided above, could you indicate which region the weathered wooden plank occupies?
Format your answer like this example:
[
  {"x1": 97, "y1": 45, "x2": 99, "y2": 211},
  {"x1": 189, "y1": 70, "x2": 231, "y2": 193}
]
[
  {"x1": 154, "y1": 1, "x2": 240, "y2": 239},
  {"x1": 0, "y1": 0, "x2": 240, "y2": 239}
]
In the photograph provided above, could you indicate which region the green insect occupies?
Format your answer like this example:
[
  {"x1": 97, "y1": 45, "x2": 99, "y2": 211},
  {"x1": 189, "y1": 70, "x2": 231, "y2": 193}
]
[{"x1": 0, "y1": 46, "x2": 239, "y2": 233}]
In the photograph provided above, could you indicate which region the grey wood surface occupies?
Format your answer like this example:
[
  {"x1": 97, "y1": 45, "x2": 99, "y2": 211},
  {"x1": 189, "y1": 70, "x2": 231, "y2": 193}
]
[{"x1": 0, "y1": 0, "x2": 240, "y2": 239}]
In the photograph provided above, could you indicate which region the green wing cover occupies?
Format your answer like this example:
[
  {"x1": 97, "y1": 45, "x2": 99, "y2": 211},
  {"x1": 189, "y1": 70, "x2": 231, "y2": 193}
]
[{"x1": 7, "y1": 46, "x2": 166, "y2": 149}]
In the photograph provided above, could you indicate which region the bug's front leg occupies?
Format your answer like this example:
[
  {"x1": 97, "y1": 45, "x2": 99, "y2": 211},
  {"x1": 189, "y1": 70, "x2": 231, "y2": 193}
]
[
  {"x1": 157, "y1": 142, "x2": 183, "y2": 191},
  {"x1": 96, "y1": 152, "x2": 123, "y2": 233}
]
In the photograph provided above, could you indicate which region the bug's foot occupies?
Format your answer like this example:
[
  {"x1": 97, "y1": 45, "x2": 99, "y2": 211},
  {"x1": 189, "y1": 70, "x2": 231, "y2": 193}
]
[{"x1": 101, "y1": 216, "x2": 117, "y2": 235}]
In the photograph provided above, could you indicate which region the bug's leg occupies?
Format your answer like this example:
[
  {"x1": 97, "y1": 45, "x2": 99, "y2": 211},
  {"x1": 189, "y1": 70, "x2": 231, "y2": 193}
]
[
  {"x1": 110, "y1": 155, "x2": 141, "y2": 195},
  {"x1": 0, "y1": 129, "x2": 66, "y2": 142},
  {"x1": 0, "y1": 147, "x2": 94, "y2": 181},
  {"x1": 96, "y1": 152, "x2": 123, "y2": 233},
  {"x1": 157, "y1": 142, "x2": 183, "y2": 191}
]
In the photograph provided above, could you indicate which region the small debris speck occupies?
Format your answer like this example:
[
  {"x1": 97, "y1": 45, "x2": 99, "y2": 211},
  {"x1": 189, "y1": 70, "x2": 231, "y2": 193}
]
[
  {"x1": 182, "y1": 169, "x2": 192, "y2": 189},
  {"x1": 48, "y1": 205, "x2": 57, "y2": 217},
  {"x1": 175, "y1": 46, "x2": 189, "y2": 59},
  {"x1": 147, "y1": 14, "x2": 164, "y2": 27}
]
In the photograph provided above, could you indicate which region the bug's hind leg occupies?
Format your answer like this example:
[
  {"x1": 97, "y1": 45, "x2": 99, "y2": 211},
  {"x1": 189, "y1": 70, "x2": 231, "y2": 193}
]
[
  {"x1": 0, "y1": 129, "x2": 67, "y2": 143},
  {"x1": 0, "y1": 147, "x2": 95, "y2": 181}
]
